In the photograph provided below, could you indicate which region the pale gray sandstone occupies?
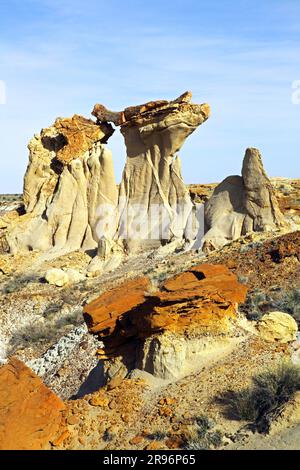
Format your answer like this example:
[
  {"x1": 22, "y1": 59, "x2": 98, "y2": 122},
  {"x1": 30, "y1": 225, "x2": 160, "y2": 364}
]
[
  {"x1": 45, "y1": 268, "x2": 86, "y2": 287},
  {"x1": 93, "y1": 91, "x2": 210, "y2": 254},
  {"x1": 202, "y1": 147, "x2": 289, "y2": 251},
  {"x1": 6, "y1": 115, "x2": 118, "y2": 256},
  {"x1": 7, "y1": 94, "x2": 210, "y2": 260},
  {"x1": 5, "y1": 111, "x2": 288, "y2": 261}
]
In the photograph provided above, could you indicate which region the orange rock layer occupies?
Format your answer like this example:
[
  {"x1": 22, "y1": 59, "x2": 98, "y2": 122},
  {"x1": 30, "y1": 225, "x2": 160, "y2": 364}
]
[
  {"x1": 0, "y1": 358, "x2": 65, "y2": 450},
  {"x1": 83, "y1": 264, "x2": 248, "y2": 344},
  {"x1": 83, "y1": 277, "x2": 151, "y2": 336},
  {"x1": 42, "y1": 114, "x2": 114, "y2": 164}
]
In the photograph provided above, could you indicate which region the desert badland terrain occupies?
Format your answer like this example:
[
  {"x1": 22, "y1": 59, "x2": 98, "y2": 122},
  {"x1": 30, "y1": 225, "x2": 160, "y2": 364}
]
[{"x1": 0, "y1": 93, "x2": 300, "y2": 451}]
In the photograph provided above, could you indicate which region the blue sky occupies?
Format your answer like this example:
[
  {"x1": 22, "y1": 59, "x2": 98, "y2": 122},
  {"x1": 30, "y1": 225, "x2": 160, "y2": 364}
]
[{"x1": 0, "y1": 0, "x2": 299, "y2": 193}]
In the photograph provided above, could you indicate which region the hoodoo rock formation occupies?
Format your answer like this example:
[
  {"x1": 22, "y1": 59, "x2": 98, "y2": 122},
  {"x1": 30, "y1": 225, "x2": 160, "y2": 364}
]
[
  {"x1": 83, "y1": 264, "x2": 248, "y2": 380},
  {"x1": 93, "y1": 92, "x2": 210, "y2": 253},
  {"x1": 7, "y1": 115, "x2": 118, "y2": 255},
  {"x1": 202, "y1": 148, "x2": 288, "y2": 251},
  {"x1": 6, "y1": 93, "x2": 210, "y2": 259},
  {"x1": 5, "y1": 98, "x2": 287, "y2": 262}
]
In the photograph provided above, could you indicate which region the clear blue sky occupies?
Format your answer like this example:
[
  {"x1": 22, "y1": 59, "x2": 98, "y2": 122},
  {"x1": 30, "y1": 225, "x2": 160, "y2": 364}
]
[{"x1": 0, "y1": 0, "x2": 299, "y2": 193}]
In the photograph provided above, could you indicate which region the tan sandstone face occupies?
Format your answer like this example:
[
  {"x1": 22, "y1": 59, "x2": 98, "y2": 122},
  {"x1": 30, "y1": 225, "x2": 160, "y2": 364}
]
[
  {"x1": 7, "y1": 93, "x2": 211, "y2": 258},
  {"x1": 202, "y1": 147, "x2": 289, "y2": 252},
  {"x1": 6, "y1": 115, "x2": 118, "y2": 256}
]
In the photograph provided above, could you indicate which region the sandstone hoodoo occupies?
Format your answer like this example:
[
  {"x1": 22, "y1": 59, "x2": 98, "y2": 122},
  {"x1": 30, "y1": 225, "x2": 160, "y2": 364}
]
[
  {"x1": 0, "y1": 358, "x2": 65, "y2": 450},
  {"x1": 202, "y1": 148, "x2": 288, "y2": 251},
  {"x1": 83, "y1": 264, "x2": 248, "y2": 351},
  {"x1": 83, "y1": 264, "x2": 248, "y2": 381},
  {"x1": 7, "y1": 115, "x2": 118, "y2": 255},
  {"x1": 3, "y1": 97, "x2": 290, "y2": 265},
  {"x1": 6, "y1": 92, "x2": 211, "y2": 259},
  {"x1": 93, "y1": 92, "x2": 210, "y2": 253}
]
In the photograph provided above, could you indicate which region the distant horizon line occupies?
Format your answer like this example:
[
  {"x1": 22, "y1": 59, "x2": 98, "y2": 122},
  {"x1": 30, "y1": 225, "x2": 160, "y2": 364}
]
[{"x1": 1, "y1": 176, "x2": 299, "y2": 197}]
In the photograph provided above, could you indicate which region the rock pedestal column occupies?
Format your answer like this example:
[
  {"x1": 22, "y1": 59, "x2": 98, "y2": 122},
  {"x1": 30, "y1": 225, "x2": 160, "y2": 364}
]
[
  {"x1": 93, "y1": 92, "x2": 210, "y2": 253},
  {"x1": 7, "y1": 115, "x2": 118, "y2": 256}
]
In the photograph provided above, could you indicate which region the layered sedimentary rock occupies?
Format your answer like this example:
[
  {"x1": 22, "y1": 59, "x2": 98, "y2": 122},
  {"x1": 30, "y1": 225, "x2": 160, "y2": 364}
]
[
  {"x1": 7, "y1": 115, "x2": 118, "y2": 255},
  {"x1": 128, "y1": 264, "x2": 247, "y2": 337},
  {"x1": 202, "y1": 148, "x2": 288, "y2": 251},
  {"x1": 93, "y1": 92, "x2": 210, "y2": 253},
  {"x1": 84, "y1": 277, "x2": 151, "y2": 336},
  {"x1": 84, "y1": 264, "x2": 247, "y2": 380},
  {"x1": 136, "y1": 332, "x2": 241, "y2": 381},
  {"x1": 83, "y1": 264, "x2": 247, "y2": 350},
  {"x1": 0, "y1": 358, "x2": 65, "y2": 450}
]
